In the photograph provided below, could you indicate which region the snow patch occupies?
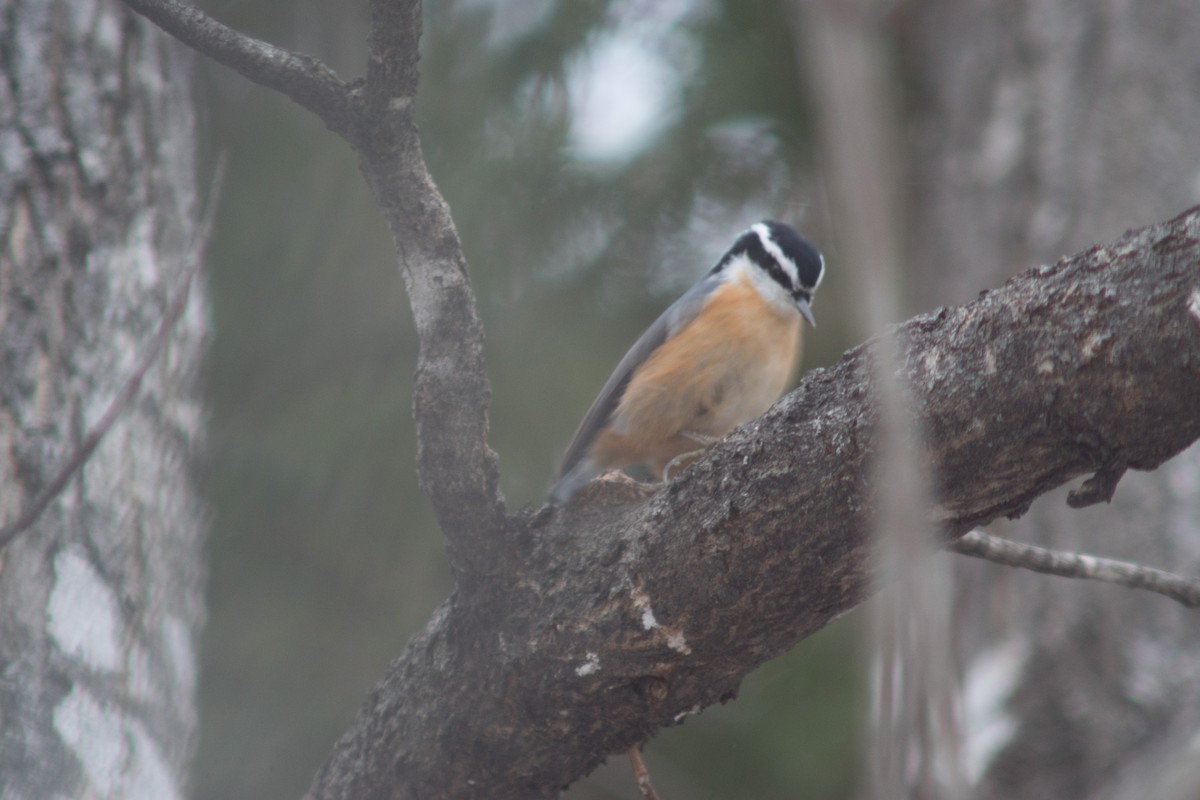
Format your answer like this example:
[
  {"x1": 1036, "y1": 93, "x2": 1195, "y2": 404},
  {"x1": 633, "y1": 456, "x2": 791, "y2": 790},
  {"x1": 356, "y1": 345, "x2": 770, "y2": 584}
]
[
  {"x1": 1187, "y1": 287, "x2": 1200, "y2": 325},
  {"x1": 983, "y1": 347, "x2": 997, "y2": 375},
  {"x1": 632, "y1": 587, "x2": 657, "y2": 630},
  {"x1": 922, "y1": 348, "x2": 940, "y2": 376},
  {"x1": 54, "y1": 686, "x2": 180, "y2": 800},
  {"x1": 962, "y1": 640, "x2": 1029, "y2": 783},
  {"x1": 48, "y1": 548, "x2": 122, "y2": 671},
  {"x1": 163, "y1": 616, "x2": 197, "y2": 695},
  {"x1": 630, "y1": 587, "x2": 691, "y2": 654},
  {"x1": 975, "y1": 80, "x2": 1026, "y2": 182},
  {"x1": 665, "y1": 629, "x2": 691, "y2": 655},
  {"x1": 1081, "y1": 331, "x2": 1106, "y2": 360},
  {"x1": 54, "y1": 687, "x2": 124, "y2": 795},
  {"x1": 576, "y1": 652, "x2": 601, "y2": 677},
  {"x1": 673, "y1": 704, "x2": 701, "y2": 722}
]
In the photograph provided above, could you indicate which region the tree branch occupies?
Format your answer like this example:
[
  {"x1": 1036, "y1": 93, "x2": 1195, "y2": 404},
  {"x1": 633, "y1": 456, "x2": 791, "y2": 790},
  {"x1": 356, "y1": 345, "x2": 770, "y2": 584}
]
[
  {"x1": 627, "y1": 746, "x2": 663, "y2": 800},
  {"x1": 124, "y1": 0, "x2": 507, "y2": 574},
  {"x1": 366, "y1": 0, "x2": 422, "y2": 110},
  {"x1": 305, "y1": 210, "x2": 1200, "y2": 799},
  {"x1": 949, "y1": 529, "x2": 1200, "y2": 607},
  {"x1": 352, "y1": 0, "x2": 508, "y2": 574},
  {"x1": 118, "y1": 0, "x2": 357, "y2": 136}
]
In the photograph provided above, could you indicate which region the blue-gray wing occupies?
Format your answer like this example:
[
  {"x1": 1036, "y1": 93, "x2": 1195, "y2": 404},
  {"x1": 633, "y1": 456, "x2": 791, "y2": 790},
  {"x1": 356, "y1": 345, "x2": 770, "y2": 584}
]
[{"x1": 550, "y1": 274, "x2": 719, "y2": 501}]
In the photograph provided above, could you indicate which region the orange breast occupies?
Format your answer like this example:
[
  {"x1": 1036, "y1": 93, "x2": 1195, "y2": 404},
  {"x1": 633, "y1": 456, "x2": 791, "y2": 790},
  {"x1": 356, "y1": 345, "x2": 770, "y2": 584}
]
[{"x1": 592, "y1": 274, "x2": 802, "y2": 470}]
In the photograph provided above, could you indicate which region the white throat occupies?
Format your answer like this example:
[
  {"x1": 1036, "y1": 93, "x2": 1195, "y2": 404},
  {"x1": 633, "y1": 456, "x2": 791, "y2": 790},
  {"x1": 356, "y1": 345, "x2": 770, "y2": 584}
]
[{"x1": 723, "y1": 253, "x2": 798, "y2": 317}]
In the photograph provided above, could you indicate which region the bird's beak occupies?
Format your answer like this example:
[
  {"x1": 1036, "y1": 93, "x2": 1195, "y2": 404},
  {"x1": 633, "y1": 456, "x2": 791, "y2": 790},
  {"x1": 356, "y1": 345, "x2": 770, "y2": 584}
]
[{"x1": 796, "y1": 297, "x2": 816, "y2": 328}]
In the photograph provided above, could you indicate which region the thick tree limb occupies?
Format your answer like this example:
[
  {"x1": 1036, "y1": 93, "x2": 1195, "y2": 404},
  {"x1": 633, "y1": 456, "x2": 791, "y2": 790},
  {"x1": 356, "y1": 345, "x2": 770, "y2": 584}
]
[
  {"x1": 121, "y1": 0, "x2": 508, "y2": 570},
  {"x1": 305, "y1": 211, "x2": 1200, "y2": 799},
  {"x1": 949, "y1": 530, "x2": 1200, "y2": 607}
]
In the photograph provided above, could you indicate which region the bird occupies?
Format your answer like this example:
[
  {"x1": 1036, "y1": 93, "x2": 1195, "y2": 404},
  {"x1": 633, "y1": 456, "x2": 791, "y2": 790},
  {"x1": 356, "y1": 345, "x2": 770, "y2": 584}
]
[{"x1": 549, "y1": 221, "x2": 825, "y2": 504}]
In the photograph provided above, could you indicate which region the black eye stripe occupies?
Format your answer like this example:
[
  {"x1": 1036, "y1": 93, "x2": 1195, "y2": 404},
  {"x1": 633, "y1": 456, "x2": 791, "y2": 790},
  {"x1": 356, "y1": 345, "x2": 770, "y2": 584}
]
[
  {"x1": 713, "y1": 233, "x2": 795, "y2": 293},
  {"x1": 763, "y1": 261, "x2": 794, "y2": 293},
  {"x1": 710, "y1": 223, "x2": 824, "y2": 295},
  {"x1": 761, "y1": 222, "x2": 824, "y2": 290}
]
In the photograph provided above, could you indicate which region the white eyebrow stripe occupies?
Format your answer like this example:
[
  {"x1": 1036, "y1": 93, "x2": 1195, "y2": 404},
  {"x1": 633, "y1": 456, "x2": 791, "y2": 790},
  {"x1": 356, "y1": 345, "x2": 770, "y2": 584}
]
[
  {"x1": 751, "y1": 222, "x2": 799, "y2": 288},
  {"x1": 813, "y1": 253, "x2": 826, "y2": 291}
]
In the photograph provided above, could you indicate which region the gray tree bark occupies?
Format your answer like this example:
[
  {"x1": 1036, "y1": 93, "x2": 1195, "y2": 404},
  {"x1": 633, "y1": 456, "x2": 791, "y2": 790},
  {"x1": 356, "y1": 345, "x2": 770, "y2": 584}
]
[
  {"x1": 0, "y1": 2, "x2": 206, "y2": 798},
  {"x1": 900, "y1": 1, "x2": 1200, "y2": 798}
]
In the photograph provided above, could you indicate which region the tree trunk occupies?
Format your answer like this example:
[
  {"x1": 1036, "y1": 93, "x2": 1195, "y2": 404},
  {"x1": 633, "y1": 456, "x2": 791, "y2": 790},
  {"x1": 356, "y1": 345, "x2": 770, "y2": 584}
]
[
  {"x1": 900, "y1": 1, "x2": 1200, "y2": 797},
  {"x1": 0, "y1": 2, "x2": 206, "y2": 798}
]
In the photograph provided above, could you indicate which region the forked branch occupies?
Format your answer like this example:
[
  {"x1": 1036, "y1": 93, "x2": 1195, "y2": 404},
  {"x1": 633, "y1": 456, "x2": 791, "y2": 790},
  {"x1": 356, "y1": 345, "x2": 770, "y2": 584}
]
[{"x1": 121, "y1": 0, "x2": 506, "y2": 566}]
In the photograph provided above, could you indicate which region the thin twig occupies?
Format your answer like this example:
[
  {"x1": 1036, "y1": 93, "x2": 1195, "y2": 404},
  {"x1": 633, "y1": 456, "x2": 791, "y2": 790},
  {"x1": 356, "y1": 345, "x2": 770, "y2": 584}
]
[
  {"x1": 0, "y1": 159, "x2": 226, "y2": 551},
  {"x1": 119, "y1": 0, "x2": 355, "y2": 136},
  {"x1": 627, "y1": 745, "x2": 663, "y2": 800},
  {"x1": 949, "y1": 529, "x2": 1200, "y2": 608}
]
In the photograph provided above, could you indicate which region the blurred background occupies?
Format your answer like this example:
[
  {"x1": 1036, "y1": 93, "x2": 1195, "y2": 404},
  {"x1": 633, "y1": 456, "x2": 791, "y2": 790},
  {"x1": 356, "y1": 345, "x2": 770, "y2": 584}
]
[{"x1": 194, "y1": 1, "x2": 863, "y2": 798}]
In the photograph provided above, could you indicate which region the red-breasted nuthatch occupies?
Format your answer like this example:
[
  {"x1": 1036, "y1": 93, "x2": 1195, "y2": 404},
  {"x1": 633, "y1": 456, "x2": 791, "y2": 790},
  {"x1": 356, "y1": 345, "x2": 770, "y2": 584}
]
[{"x1": 549, "y1": 221, "x2": 825, "y2": 503}]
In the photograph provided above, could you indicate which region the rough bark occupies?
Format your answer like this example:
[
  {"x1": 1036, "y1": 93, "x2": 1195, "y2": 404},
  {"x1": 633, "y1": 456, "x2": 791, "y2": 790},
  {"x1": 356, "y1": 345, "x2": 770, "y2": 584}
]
[
  {"x1": 355, "y1": 0, "x2": 507, "y2": 574},
  {"x1": 0, "y1": 2, "x2": 206, "y2": 798},
  {"x1": 899, "y1": 1, "x2": 1200, "y2": 798},
  {"x1": 118, "y1": 0, "x2": 353, "y2": 133},
  {"x1": 117, "y1": 1, "x2": 1200, "y2": 797},
  {"x1": 306, "y1": 211, "x2": 1200, "y2": 800}
]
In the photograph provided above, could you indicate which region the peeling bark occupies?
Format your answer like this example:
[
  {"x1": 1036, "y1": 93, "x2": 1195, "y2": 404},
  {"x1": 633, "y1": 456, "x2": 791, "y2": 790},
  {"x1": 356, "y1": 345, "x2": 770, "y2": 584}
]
[{"x1": 0, "y1": 2, "x2": 205, "y2": 798}]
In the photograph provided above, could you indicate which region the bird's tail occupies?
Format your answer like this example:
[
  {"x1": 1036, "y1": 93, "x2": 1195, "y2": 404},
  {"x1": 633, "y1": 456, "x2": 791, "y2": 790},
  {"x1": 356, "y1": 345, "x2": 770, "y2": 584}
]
[{"x1": 548, "y1": 456, "x2": 599, "y2": 505}]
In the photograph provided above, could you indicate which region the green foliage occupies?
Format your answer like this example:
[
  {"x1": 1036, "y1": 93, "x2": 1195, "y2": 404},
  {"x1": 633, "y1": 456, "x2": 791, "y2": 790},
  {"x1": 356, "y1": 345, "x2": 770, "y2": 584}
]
[{"x1": 196, "y1": 1, "x2": 859, "y2": 798}]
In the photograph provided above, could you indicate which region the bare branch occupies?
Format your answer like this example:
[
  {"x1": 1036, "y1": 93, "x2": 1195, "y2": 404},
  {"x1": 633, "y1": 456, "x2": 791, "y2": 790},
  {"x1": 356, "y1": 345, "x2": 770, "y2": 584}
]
[
  {"x1": 126, "y1": 0, "x2": 505, "y2": 569},
  {"x1": 351, "y1": 0, "x2": 507, "y2": 572},
  {"x1": 118, "y1": 0, "x2": 357, "y2": 136},
  {"x1": 0, "y1": 160, "x2": 225, "y2": 550},
  {"x1": 627, "y1": 746, "x2": 663, "y2": 800},
  {"x1": 949, "y1": 529, "x2": 1200, "y2": 608},
  {"x1": 365, "y1": 0, "x2": 422, "y2": 109}
]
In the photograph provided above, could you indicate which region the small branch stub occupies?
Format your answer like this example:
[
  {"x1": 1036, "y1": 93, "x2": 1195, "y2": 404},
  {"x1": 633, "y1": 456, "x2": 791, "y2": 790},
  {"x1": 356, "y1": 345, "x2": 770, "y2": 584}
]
[
  {"x1": 1067, "y1": 465, "x2": 1127, "y2": 508},
  {"x1": 628, "y1": 746, "x2": 663, "y2": 800}
]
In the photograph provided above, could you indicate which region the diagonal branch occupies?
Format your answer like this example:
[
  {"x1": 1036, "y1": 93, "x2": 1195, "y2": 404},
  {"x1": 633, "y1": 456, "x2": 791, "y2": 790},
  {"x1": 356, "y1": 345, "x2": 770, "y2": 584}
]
[
  {"x1": 118, "y1": 0, "x2": 357, "y2": 136},
  {"x1": 306, "y1": 209, "x2": 1200, "y2": 799},
  {"x1": 949, "y1": 529, "x2": 1200, "y2": 607}
]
